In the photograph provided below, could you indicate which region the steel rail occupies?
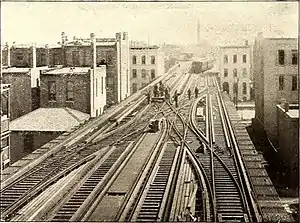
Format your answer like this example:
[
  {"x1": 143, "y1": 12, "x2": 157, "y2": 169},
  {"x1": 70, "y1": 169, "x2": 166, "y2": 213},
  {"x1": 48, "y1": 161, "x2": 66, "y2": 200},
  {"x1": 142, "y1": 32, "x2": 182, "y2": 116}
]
[{"x1": 214, "y1": 76, "x2": 262, "y2": 222}]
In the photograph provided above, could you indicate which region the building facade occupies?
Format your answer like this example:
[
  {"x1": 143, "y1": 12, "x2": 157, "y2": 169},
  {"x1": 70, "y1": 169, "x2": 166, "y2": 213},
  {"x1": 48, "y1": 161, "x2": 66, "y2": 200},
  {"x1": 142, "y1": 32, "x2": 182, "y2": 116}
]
[
  {"x1": 59, "y1": 32, "x2": 130, "y2": 105},
  {"x1": 277, "y1": 104, "x2": 299, "y2": 189},
  {"x1": 253, "y1": 34, "x2": 298, "y2": 143},
  {"x1": 40, "y1": 66, "x2": 106, "y2": 117},
  {"x1": 130, "y1": 45, "x2": 164, "y2": 94},
  {"x1": 219, "y1": 42, "x2": 252, "y2": 103},
  {"x1": 1, "y1": 84, "x2": 11, "y2": 171}
]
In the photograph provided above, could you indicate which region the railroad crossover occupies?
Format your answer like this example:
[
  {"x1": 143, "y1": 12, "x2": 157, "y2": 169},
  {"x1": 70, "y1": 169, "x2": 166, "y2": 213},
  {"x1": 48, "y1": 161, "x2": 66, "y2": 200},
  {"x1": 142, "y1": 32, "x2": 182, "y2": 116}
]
[{"x1": 0, "y1": 62, "x2": 291, "y2": 222}]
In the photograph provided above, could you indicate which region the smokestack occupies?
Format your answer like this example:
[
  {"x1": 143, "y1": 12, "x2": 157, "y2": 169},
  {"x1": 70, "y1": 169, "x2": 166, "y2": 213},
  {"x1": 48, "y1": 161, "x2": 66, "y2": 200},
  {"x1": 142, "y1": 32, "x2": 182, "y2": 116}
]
[{"x1": 90, "y1": 33, "x2": 96, "y2": 69}]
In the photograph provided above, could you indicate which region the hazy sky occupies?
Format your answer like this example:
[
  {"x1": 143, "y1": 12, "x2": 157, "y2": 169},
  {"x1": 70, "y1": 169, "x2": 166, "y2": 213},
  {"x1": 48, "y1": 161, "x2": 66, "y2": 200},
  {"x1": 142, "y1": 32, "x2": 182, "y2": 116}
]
[{"x1": 1, "y1": 2, "x2": 298, "y2": 46}]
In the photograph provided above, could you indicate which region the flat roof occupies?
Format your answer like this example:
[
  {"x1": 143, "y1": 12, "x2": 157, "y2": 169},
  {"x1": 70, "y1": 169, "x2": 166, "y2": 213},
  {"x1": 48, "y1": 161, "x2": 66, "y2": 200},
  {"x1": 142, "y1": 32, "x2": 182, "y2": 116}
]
[
  {"x1": 10, "y1": 107, "x2": 90, "y2": 132},
  {"x1": 44, "y1": 67, "x2": 90, "y2": 75},
  {"x1": 220, "y1": 45, "x2": 250, "y2": 49},
  {"x1": 287, "y1": 109, "x2": 299, "y2": 118},
  {"x1": 2, "y1": 67, "x2": 31, "y2": 73}
]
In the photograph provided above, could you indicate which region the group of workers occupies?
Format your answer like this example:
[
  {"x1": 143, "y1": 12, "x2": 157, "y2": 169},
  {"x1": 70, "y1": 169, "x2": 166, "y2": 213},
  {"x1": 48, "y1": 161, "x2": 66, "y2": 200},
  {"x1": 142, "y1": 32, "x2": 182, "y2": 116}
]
[{"x1": 187, "y1": 87, "x2": 199, "y2": 100}]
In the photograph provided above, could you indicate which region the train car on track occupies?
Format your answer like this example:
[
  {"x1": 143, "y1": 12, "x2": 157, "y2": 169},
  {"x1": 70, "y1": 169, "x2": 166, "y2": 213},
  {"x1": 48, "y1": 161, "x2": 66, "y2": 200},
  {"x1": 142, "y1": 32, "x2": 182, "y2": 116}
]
[{"x1": 189, "y1": 58, "x2": 214, "y2": 74}]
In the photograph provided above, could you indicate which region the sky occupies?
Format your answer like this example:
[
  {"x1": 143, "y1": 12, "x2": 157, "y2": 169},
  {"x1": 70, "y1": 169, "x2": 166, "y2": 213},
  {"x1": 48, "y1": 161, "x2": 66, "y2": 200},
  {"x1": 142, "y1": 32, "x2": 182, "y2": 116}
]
[{"x1": 1, "y1": 2, "x2": 298, "y2": 46}]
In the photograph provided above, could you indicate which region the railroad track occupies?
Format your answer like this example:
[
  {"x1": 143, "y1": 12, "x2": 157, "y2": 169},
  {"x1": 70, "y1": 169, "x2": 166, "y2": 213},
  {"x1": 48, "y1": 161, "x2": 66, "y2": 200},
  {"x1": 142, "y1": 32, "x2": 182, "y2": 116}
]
[{"x1": 1, "y1": 62, "x2": 193, "y2": 221}]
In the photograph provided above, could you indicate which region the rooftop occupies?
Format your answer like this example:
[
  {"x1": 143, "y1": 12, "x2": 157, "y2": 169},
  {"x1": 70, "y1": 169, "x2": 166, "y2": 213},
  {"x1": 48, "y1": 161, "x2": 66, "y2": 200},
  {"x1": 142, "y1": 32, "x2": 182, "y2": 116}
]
[
  {"x1": 43, "y1": 67, "x2": 91, "y2": 75},
  {"x1": 2, "y1": 67, "x2": 31, "y2": 73},
  {"x1": 10, "y1": 107, "x2": 90, "y2": 132},
  {"x1": 220, "y1": 45, "x2": 250, "y2": 49}
]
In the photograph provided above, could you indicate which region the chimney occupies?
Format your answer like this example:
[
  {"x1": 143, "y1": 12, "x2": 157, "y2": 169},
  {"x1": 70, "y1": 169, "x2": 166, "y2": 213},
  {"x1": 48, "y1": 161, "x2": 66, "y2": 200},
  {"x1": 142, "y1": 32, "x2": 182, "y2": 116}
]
[
  {"x1": 90, "y1": 33, "x2": 96, "y2": 69},
  {"x1": 32, "y1": 43, "x2": 36, "y2": 68},
  {"x1": 6, "y1": 43, "x2": 11, "y2": 67},
  {"x1": 61, "y1": 32, "x2": 66, "y2": 45}
]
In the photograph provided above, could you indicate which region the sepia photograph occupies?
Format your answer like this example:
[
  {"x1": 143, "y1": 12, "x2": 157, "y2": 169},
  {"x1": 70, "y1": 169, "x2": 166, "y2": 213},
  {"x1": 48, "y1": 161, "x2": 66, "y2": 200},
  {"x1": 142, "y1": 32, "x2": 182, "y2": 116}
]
[{"x1": 0, "y1": 2, "x2": 299, "y2": 222}]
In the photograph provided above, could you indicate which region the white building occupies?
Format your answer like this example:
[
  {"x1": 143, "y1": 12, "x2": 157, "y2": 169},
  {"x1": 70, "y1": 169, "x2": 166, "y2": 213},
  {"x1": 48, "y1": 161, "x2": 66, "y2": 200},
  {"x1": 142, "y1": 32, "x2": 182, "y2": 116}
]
[
  {"x1": 219, "y1": 41, "x2": 252, "y2": 103},
  {"x1": 130, "y1": 45, "x2": 164, "y2": 94}
]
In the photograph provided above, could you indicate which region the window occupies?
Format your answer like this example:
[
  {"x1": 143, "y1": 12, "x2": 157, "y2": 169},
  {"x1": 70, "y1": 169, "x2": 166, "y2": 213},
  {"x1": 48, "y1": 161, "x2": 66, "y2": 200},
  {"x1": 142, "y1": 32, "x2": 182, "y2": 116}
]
[
  {"x1": 132, "y1": 69, "x2": 137, "y2": 78},
  {"x1": 132, "y1": 83, "x2": 137, "y2": 93},
  {"x1": 279, "y1": 75, "x2": 284, "y2": 90},
  {"x1": 243, "y1": 96, "x2": 247, "y2": 101},
  {"x1": 132, "y1": 55, "x2": 137, "y2": 65},
  {"x1": 224, "y1": 55, "x2": 228, "y2": 64},
  {"x1": 48, "y1": 81, "x2": 56, "y2": 101},
  {"x1": 224, "y1": 68, "x2": 228, "y2": 77},
  {"x1": 243, "y1": 68, "x2": 247, "y2": 77},
  {"x1": 292, "y1": 76, "x2": 297, "y2": 91},
  {"x1": 243, "y1": 82, "x2": 247, "y2": 94},
  {"x1": 101, "y1": 77, "x2": 104, "y2": 94},
  {"x1": 1, "y1": 136, "x2": 9, "y2": 149},
  {"x1": 233, "y1": 82, "x2": 238, "y2": 94},
  {"x1": 16, "y1": 52, "x2": 23, "y2": 61},
  {"x1": 151, "y1": 56, "x2": 155, "y2": 64},
  {"x1": 222, "y1": 82, "x2": 229, "y2": 94},
  {"x1": 1, "y1": 91, "x2": 9, "y2": 118},
  {"x1": 243, "y1": 55, "x2": 247, "y2": 63},
  {"x1": 278, "y1": 50, "x2": 285, "y2": 65},
  {"x1": 142, "y1": 55, "x2": 146, "y2": 64},
  {"x1": 151, "y1": 69, "x2": 155, "y2": 79},
  {"x1": 233, "y1": 68, "x2": 237, "y2": 77},
  {"x1": 233, "y1": 55, "x2": 237, "y2": 63},
  {"x1": 292, "y1": 50, "x2": 298, "y2": 65},
  {"x1": 106, "y1": 52, "x2": 113, "y2": 65},
  {"x1": 67, "y1": 81, "x2": 74, "y2": 101},
  {"x1": 72, "y1": 51, "x2": 80, "y2": 66},
  {"x1": 95, "y1": 79, "x2": 98, "y2": 97},
  {"x1": 142, "y1": 69, "x2": 147, "y2": 78}
]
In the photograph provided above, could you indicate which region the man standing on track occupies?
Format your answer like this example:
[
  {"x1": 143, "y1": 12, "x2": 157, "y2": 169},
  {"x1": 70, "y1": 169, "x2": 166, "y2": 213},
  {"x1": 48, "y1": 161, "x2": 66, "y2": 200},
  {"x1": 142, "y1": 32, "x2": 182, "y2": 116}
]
[
  {"x1": 188, "y1": 88, "x2": 191, "y2": 100},
  {"x1": 195, "y1": 87, "x2": 199, "y2": 98}
]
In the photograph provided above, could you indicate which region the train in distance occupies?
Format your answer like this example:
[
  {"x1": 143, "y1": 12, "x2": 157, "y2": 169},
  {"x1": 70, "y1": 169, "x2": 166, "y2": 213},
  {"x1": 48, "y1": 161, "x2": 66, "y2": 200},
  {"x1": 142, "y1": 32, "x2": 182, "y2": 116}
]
[{"x1": 189, "y1": 58, "x2": 214, "y2": 74}]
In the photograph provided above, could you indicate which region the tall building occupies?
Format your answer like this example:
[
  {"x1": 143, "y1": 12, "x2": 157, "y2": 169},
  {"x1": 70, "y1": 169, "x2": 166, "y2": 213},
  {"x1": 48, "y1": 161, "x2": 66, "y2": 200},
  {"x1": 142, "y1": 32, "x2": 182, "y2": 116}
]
[
  {"x1": 1, "y1": 84, "x2": 11, "y2": 170},
  {"x1": 59, "y1": 32, "x2": 130, "y2": 105},
  {"x1": 219, "y1": 41, "x2": 252, "y2": 103},
  {"x1": 253, "y1": 33, "x2": 298, "y2": 144},
  {"x1": 130, "y1": 44, "x2": 164, "y2": 94}
]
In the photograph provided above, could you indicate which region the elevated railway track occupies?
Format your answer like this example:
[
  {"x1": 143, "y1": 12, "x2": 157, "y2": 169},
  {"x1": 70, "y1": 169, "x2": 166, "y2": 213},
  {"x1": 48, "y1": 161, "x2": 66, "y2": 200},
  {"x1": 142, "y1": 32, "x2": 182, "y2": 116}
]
[{"x1": 1, "y1": 62, "x2": 293, "y2": 222}]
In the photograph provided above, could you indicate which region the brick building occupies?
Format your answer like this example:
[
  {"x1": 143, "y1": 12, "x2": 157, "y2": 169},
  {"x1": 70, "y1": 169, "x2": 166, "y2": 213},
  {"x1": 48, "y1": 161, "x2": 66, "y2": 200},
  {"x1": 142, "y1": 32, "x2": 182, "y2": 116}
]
[
  {"x1": 1, "y1": 84, "x2": 11, "y2": 171},
  {"x1": 253, "y1": 33, "x2": 298, "y2": 144},
  {"x1": 219, "y1": 41, "x2": 252, "y2": 103},
  {"x1": 2, "y1": 43, "x2": 48, "y2": 68},
  {"x1": 40, "y1": 66, "x2": 106, "y2": 117},
  {"x1": 130, "y1": 44, "x2": 164, "y2": 94},
  {"x1": 277, "y1": 104, "x2": 299, "y2": 189},
  {"x1": 59, "y1": 32, "x2": 130, "y2": 105}
]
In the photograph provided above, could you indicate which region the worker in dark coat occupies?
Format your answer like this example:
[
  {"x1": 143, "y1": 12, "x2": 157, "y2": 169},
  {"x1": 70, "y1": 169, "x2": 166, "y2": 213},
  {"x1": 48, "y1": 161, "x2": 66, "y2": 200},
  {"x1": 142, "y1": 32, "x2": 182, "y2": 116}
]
[
  {"x1": 153, "y1": 84, "x2": 158, "y2": 97},
  {"x1": 146, "y1": 91, "x2": 151, "y2": 104},
  {"x1": 174, "y1": 90, "x2": 178, "y2": 108},
  {"x1": 188, "y1": 89, "x2": 191, "y2": 100},
  {"x1": 165, "y1": 88, "x2": 169, "y2": 101},
  {"x1": 195, "y1": 87, "x2": 199, "y2": 98}
]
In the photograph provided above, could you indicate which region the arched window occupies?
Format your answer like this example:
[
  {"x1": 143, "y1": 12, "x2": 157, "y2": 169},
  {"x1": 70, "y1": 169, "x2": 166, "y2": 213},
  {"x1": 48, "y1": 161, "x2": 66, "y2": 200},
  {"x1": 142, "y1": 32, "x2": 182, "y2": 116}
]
[
  {"x1": 151, "y1": 56, "x2": 155, "y2": 64},
  {"x1": 223, "y1": 82, "x2": 229, "y2": 94},
  {"x1": 224, "y1": 55, "x2": 228, "y2": 64},
  {"x1": 142, "y1": 55, "x2": 146, "y2": 64},
  {"x1": 132, "y1": 55, "x2": 136, "y2": 64},
  {"x1": 243, "y1": 68, "x2": 247, "y2": 77},
  {"x1": 233, "y1": 82, "x2": 238, "y2": 94},
  {"x1": 142, "y1": 69, "x2": 147, "y2": 78}
]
